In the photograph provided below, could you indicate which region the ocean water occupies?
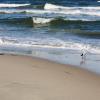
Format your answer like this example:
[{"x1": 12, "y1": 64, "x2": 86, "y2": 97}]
[{"x1": 0, "y1": 0, "x2": 100, "y2": 74}]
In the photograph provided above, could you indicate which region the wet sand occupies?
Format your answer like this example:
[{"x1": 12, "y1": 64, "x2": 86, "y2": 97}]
[{"x1": 0, "y1": 54, "x2": 100, "y2": 100}]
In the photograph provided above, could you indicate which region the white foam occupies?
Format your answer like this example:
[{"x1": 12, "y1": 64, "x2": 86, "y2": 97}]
[
  {"x1": 1, "y1": 8, "x2": 100, "y2": 18},
  {"x1": 0, "y1": 3, "x2": 30, "y2": 8},
  {"x1": 97, "y1": 1, "x2": 100, "y2": 2},
  {"x1": 44, "y1": 3, "x2": 100, "y2": 10},
  {"x1": 44, "y1": 3, "x2": 67, "y2": 10},
  {"x1": 44, "y1": 3, "x2": 100, "y2": 16},
  {"x1": 0, "y1": 3, "x2": 100, "y2": 21},
  {"x1": 0, "y1": 37, "x2": 100, "y2": 54},
  {"x1": 32, "y1": 17, "x2": 53, "y2": 24},
  {"x1": 0, "y1": 9, "x2": 25, "y2": 14}
]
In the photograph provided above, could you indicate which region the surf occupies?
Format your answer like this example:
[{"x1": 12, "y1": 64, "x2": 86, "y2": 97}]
[
  {"x1": 0, "y1": 3, "x2": 100, "y2": 23},
  {"x1": 44, "y1": 3, "x2": 67, "y2": 10},
  {"x1": 32, "y1": 3, "x2": 100, "y2": 23},
  {"x1": 0, "y1": 3, "x2": 30, "y2": 8},
  {"x1": 44, "y1": 3, "x2": 100, "y2": 10}
]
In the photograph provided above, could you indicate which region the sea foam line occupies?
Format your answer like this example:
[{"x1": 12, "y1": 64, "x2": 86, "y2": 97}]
[
  {"x1": 44, "y1": 3, "x2": 100, "y2": 10},
  {"x1": 0, "y1": 3, "x2": 100, "y2": 22},
  {"x1": 0, "y1": 3, "x2": 30, "y2": 7},
  {"x1": 0, "y1": 37, "x2": 100, "y2": 54}
]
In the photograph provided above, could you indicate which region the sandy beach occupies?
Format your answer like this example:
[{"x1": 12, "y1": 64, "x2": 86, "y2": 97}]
[{"x1": 0, "y1": 54, "x2": 99, "y2": 100}]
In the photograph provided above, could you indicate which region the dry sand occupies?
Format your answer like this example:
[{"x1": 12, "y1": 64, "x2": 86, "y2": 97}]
[{"x1": 0, "y1": 54, "x2": 99, "y2": 100}]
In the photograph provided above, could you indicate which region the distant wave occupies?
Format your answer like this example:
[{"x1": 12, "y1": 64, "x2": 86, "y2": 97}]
[
  {"x1": 0, "y1": 9, "x2": 100, "y2": 21},
  {"x1": 33, "y1": 3, "x2": 100, "y2": 22},
  {"x1": 32, "y1": 17, "x2": 100, "y2": 24},
  {"x1": 0, "y1": 14, "x2": 100, "y2": 26},
  {"x1": 0, "y1": 3, "x2": 100, "y2": 22},
  {"x1": 44, "y1": 3, "x2": 100, "y2": 10},
  {"x1": 44, "y1": 3, "x2": 100, "y2": 16},
  {"x1": 0, "y1": 3, "x2": 30, "y2": 8},
  {"x1": 44, "y1": 3, "x2": 67, "y2": 10},
  {"x1": 0, "y1": 16, "x2": 99, "y2": 25}
]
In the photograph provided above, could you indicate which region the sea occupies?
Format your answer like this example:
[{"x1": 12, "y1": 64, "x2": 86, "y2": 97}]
[{"x1": 0, "y1": 0, "x2": 100, "y2": 74}]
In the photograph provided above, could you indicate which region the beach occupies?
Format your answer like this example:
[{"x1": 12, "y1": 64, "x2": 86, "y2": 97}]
[
  {"x1": 0, "y1": 0, "x2": 99, "y2": 82},
  {"x1": 0, "y1": 54, "x2": 99, "y2": 100},
  {"x1": 0, "y1": 0, "x2": 99, "y2": 99}
]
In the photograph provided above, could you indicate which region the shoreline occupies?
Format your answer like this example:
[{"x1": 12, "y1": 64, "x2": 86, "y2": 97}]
[
  {"x1": 0, "y1": 52, "x2": 100, "y2": 75},
  {"x1": 0, "y1": 45, "x2": 100, "y2": 74},
  {"x1": 0, "y1": 54, "x2": 100, "y2": 100}
]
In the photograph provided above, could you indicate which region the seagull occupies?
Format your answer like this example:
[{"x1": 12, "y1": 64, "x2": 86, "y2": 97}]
[{"x1": 81, "y1": 49, "x2": 88, "y2": 59}]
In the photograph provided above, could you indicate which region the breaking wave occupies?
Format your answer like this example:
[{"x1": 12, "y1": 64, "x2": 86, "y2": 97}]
[
  {"x1": 0, "y1": 16, "x2": 99, "y2": 28},
  {"x1": 0, "y1": 37, "x2": 100, "y2": 54},
  {"x1": 0, "y1": 3, "x2": 30, "y2": 8},
  {"x1": 0, "y1": 3, "x2": 100, "y2": 22}
]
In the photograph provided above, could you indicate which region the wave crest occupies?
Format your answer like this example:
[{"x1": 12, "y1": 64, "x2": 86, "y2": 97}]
[
  {"x1": 0, "y1": 3, "x2": 30, "y2": 8},
  {"x1": 0, "y1": 3, "x2": 100, "y2": 22}
]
